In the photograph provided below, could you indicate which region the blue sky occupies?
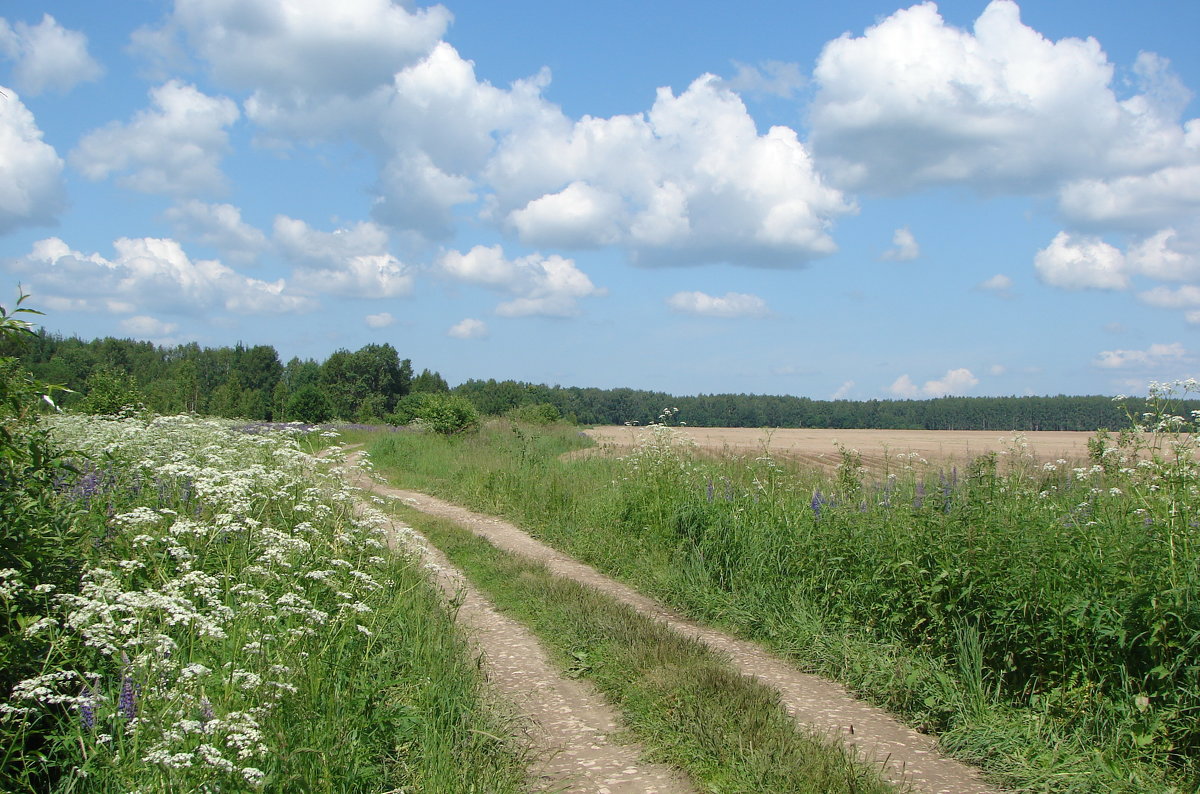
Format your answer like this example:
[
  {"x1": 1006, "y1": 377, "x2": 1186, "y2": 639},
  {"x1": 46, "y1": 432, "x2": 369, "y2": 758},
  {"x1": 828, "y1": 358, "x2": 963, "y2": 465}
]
[{"x1": 3, "y1": 1, "x2": 1199, "y2": 400}]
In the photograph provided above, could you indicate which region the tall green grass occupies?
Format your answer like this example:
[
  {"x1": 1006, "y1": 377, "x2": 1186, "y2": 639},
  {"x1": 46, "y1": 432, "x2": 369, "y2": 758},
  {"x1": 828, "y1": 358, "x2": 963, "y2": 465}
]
[
  {"x1": 1, "y1": 414, "x2": 526, "y2": 792},
  {"x1": 368, "y1": 385, "x2": 1200, "y2": 792}
]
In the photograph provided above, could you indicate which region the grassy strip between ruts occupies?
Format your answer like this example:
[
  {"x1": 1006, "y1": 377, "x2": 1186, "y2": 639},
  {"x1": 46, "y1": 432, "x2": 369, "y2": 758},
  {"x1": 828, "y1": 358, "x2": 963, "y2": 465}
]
[{"x1": 390, "y1": 503, "x2": 899, "y2": 794}]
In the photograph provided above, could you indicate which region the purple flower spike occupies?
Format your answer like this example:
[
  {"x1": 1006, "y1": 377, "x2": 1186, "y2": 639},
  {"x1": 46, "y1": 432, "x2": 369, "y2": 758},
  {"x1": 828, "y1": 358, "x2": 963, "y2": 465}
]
[
  {"x1": 118, "y1": 674, "x2": 137, "y2": 721},
  {"x1": 79, "y1": 686, "x2": 96, "y2": 731}
]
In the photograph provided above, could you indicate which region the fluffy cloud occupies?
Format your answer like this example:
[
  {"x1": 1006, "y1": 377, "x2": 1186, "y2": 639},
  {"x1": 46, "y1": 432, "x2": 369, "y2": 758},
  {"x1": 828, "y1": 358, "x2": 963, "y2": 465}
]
[
  {"x1": 890, "y1": 368, "x2": 979, "y2": 398},
  {"x1": 1139, "y1": 289, "x2": 1200, "y2": 326},
  {"x1": 292, "y1": 254, "x2": 413, "y2": 299},
  {"x1": 490, "y1": 75, "x2": 854, "y2": 267},
  {"x1": 666, "y1": 291, "x2": 769, "y2": 318},
  {"x1": 367, "y1": 42, "x2": 553, "y2": 237},
  {"x1": 0, "y1": 90, "x2": 66, "y2": 233},
  {"x1": 5, "y1": 236, "x2": 314, "y2": 316},
  {"x1": 1093, "y1": 342, "x2": 1188, "y2": 369},
  {"x1": 136, "y1": 6, "x2": 853, "y2": 262},
  {"x1": 119, "y1": 315, "x2": 179, "y2": 343},
  {"x1": 1034, "y1": 232, "x2": 1128, "y2": 290},
  {"x1": 507, "y1": 181, "x2": 624, "y2": 248},
  {"x1": 809, "y1": 2, "x2": 1190, "y2": 194},
  {"x1": 274, "y1": 216, "x2": 413, "y2": 299},
  {"x1": 273, "y1": 216, "x2": 387, "y2": 265},
  {"x1": 0, "y1": 14, "x2": 103, "y2": 95},
  {"x1": 364, "y1": 312, "x2": 394, "y2": 329},
  {"x1": 438, "y1": 245, "x2": 605, "y2": 317},
  {"x1": 71, "y1": 81, "x2": 239, "y2": 196},
  {"x1": 144, "y1": 0, "x2": 449, "y2": 96},
  {"x1": 881, "y1": 226, "x2": 919, "y2": 261},
  {"x1": 165, "y1": 200, "x2": 269, "y2": 264},
  {"x1": 448, "y1": 318, "x2": 488, "y2": 339}
]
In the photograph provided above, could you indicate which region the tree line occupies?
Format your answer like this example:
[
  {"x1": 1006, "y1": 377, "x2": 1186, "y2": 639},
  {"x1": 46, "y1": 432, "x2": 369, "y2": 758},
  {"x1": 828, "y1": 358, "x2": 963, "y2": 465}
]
[
  {"x1": 6, "y1": 331, "x2": 448, "y2": 423},
  {"x1": 453, "y1": 378, "x2": 1181, "y2": 432},
  {"x1": 6, "y1": 330, "x2": 1187, "y2": 431}
]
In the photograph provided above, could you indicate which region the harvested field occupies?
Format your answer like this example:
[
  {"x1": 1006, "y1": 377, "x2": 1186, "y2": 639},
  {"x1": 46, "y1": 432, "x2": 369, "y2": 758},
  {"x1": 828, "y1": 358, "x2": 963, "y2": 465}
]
[{"x1": 580, "y1": 426, "x2": 1099, "y2": 471}]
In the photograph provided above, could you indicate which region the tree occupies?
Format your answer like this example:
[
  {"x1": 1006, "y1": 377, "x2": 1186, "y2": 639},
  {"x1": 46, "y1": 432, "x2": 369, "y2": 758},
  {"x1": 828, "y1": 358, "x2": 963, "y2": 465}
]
[{"x1": 411, "y1": 368, "x2": 449, "y2": 393}]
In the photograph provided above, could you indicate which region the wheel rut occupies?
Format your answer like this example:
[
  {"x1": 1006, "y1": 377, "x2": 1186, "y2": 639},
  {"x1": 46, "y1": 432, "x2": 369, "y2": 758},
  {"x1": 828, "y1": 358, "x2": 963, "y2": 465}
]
[
  {"x1": 343, "y1": 452, "x2": 692, "y2": 793},
  {"x1": 343, "y1": 450, "x2": 1001, "y2": 793}
]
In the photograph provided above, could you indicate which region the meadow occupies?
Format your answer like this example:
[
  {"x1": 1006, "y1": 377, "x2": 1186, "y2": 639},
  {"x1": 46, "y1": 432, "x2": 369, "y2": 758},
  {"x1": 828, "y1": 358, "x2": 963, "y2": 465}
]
[
  {"x1": 364, "y1": 384, "x2": 1200, "y2": 793},
  {"x1": 0, "y1": 414, "x2": 526, "y2": 792}
]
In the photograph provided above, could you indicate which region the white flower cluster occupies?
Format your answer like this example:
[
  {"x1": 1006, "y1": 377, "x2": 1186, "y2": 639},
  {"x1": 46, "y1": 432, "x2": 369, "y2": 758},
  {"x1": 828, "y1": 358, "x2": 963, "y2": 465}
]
[{"x1": 3, "y1": 414, "x2": 394, "y2": 789}]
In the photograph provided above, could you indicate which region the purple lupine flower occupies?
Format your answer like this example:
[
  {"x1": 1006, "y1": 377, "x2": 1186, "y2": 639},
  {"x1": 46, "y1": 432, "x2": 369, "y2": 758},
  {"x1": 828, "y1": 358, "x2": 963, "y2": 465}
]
[
  {"x1": 811, "y1": 489, "x2": 824, "y2": 519},
  {"x1": 200, "y1": 697, "x2": 215, "y2": 727},
  {"x1": 118, "y1": 674, "x2": 137, "y2": 721},
  {"x1": 914, "y1": 481, "x2": 925, "y2": 509},
  {"x1": 706, "y1": 478, "x2": 715, "y2": 503},
  {"x1": 79, "y1": 686, "x2": 96, "y2": 731}
]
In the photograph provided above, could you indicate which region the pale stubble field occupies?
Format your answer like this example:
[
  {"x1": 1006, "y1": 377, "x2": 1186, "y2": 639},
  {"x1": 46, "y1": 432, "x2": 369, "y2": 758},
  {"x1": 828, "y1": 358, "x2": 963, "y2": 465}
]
[{"x1": 582, "y1": 426, "x2": 1099, "y2": 470}]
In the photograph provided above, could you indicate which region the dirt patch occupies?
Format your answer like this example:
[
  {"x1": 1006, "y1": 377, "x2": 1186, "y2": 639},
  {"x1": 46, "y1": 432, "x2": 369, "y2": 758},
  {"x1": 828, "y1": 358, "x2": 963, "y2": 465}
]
[{"x1": 580, "y1": 426, "x2": 1097, "y2": 470}]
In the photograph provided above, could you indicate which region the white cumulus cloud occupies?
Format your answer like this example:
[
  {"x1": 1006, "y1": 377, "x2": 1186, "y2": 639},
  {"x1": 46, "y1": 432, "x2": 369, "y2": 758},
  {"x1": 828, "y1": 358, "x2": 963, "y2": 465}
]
[
  {"x1": 890, "y1": 368, "x2": 979, "y2": 398},
  {"x1": 881, "y1": 226, "x2": 919, "y2": 261},
  {"x1": 1034, "y1": 232, "x2": 1128, "y2": 290},
  {"x1": 0, "y1": 14, "x2": 103, "y2": 95},
  {"x1": 119, "y1": 315, "x2": 179, "y2": 342},
  {"x1": 666, "y1": 291, "x2": 769, "y2": 318},
  {"x1": 364, "y1": 312, "x2": 394, "y2": 329},
  {"x1": 448, "y1": 318, "x2": 488, "y2": 339},
  {"x1": 165, "y1": 200, "x2": 269, "y2": 264},
  {"x1": 0, "y1": 89, "x2": 66, "y2": 233},
  {"x1": 5, "y1": 236, "x2": 314, "y2": 317},
  {"x1": 809, "y1": 1, "x2": 1191, "y2": 194},
  {"x1": 71, "y1": 80, "x2": 240, "y2": 196},
  {"x1": 438, "y1": 245, "x2": 605, "y2": 317},
  {"x1": 1093, "y1": 342, "x2": 1188, "y2": 369},
  {"x1": 143, "y1": 0, "x2": 449, "y2": 97},
  {"x1": 490, "y1": 75, "x2": 855, "y2": 267},
  {"x1": 273, "y1": 216, "x2": 414, "y2": 298}
]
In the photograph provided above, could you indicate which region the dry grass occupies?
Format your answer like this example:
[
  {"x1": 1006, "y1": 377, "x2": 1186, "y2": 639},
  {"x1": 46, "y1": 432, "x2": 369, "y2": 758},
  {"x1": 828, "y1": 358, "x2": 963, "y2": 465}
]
[{"x1": 579, "y1": 426, "x2": 1098, "y2": 471}]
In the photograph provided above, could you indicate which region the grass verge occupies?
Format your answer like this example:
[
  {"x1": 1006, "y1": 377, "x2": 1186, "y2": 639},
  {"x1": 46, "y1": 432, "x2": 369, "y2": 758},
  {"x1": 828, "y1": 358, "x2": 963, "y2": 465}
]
[{"x1": 393, "y1": 504, "x2": 898, "y2": 794}]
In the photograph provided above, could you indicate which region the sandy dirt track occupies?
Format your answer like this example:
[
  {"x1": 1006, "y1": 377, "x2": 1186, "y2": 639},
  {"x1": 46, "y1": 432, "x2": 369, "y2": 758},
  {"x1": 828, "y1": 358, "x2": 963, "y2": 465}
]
[
  {"x1": 344, "y1": 449, "x2": 1000, "y2": 794},
  {"x1": 583, "y1": 426, "x2": 1098, "y2": 470},
  {"x1": 344, "y1": 450, "x2": 694, "y2": 793}
]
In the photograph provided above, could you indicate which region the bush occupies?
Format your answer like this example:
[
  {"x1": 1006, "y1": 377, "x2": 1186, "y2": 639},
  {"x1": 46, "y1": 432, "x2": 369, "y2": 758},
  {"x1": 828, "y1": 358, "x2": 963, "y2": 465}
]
[
  {"x1": 77, "y1": 366, "x2": 143, "y2": 416},
  {"x1": 285, "y1": 384, "x2": 334, "y2": 424},
  {"x1": 389, "y1": 392, "x2": 480, "y2": 435},
  {"x1": 504, "y1": 402, "x2": 562, "y2": 425}
]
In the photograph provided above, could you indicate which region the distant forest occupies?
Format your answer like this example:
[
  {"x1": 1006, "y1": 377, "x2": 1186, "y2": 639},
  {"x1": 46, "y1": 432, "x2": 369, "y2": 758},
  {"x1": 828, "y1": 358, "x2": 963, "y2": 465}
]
[{"x1": 7, "y1": 330, "x2": 1190, "y2": 431}]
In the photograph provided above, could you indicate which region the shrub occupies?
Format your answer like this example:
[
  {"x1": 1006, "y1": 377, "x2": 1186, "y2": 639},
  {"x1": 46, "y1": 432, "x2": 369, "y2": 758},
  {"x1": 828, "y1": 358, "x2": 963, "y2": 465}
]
[
  {"x1": 77, "y1": 366, "x2": 144, "y2": 416},
  {"x1": 505, "y1": 402, "x2": 562, "y2": 425},
  {"x1": 285, "y1": 384, "x2": 334, "y2": 424},
  {"x1": 389, "y1": 392, "x2": 480, "y2": 435}
]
